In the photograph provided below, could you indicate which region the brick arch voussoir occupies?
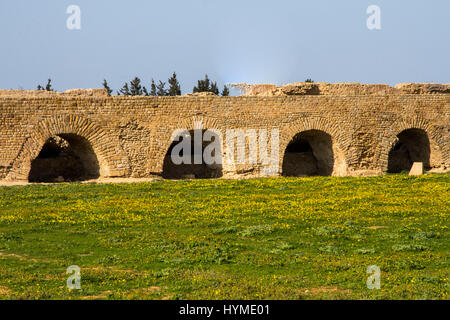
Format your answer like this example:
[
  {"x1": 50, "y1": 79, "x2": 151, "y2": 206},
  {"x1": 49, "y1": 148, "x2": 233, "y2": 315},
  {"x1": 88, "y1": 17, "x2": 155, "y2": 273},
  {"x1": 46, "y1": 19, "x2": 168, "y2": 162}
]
[
  {"x1": 280, "y1": 117, "x2": 350, "y2": 157},
  {"x1": 7, "y1": 115, "x2": 130, "y2": 180}
]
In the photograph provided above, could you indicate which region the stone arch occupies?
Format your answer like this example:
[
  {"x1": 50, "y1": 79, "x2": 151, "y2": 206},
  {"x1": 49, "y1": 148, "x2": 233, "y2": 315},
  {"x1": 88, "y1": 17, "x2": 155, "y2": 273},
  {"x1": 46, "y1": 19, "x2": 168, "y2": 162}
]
[
  {"x1": 150, "y1": 116, "x2": 225, "y2": 176},
  {"x1": 28, "y1": 134, "x2": 101, "y2": 182},
  {"x1": 387, "y1": 128, "x2": 430, "y2": 173},
  {"x1": 380, "y1": 117, "x2": 447, "y2": 172},
  {"x1": 279, "y1": 117, "x2": 350, "y2": 176},
  {"x1": 162, "y1": 128, "x2": 223, "y2": 179},
  {"x1": 6, "y1": 115, "x2": 130, "y2": 181}
]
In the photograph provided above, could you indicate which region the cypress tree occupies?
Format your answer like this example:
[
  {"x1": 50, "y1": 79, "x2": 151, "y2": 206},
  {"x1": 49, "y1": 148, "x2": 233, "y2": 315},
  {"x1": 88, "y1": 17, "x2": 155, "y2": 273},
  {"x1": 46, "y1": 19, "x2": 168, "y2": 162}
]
[
  {"x1": 221, "y1": 85, "x2": 230, "y2": 96},
  {"x1": 150, "y1": 79, "x2": 157, "y2": 96},
  {"x1": 130, "y1": 77, "x2": 143, "y2": 96},
  {"x1": 210, "y1": 81, "x2": 219, "y2": 95},
  {"x1": 203, "y1": 75, "x2": 210, "y2": 92},
  {"x1": 168, "y1": 72, "x2": 181, "y2": 96},
  {"x1": 118, "y1": 82, "x2": 130, "y2": 96},
  {"x1": 156, "y1": 81, "x2": 167, "y2": 96},
  {"x1": 102, "y1": 79, "x2": 113, "y2": 96},
  {"x1": 193, "y1": 74, "x2": 211, "y2": 93}
]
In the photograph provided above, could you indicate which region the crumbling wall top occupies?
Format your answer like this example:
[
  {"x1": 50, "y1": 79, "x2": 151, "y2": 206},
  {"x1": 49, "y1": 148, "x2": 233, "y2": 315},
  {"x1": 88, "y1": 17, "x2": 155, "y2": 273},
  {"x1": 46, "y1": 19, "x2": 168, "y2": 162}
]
[
  {"x1": 229, "y1": 82, "x2": 450, "y2": 96},
  {"x1": 0, "y1": 88, "x2": 109, "y2": 98}
]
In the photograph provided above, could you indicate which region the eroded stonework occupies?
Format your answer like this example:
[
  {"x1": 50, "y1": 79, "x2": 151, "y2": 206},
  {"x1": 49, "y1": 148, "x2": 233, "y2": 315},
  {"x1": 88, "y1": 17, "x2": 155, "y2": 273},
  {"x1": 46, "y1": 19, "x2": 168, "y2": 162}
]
[{"x1": 0, "y1": 85, "x2": 448, "y2": 182}]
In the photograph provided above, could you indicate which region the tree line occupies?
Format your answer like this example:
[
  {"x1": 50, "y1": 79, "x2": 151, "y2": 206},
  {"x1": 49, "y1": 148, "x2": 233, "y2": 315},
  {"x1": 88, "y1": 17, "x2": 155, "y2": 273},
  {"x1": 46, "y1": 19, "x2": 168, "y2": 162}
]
[
  {"x1": 37, "y1": 73, "x2": 230, "y2": 96},
  {"x1": 111, "y1": 73, "x2": 229, "y2": 97},
  {"x1": 37, "y1": 75, "x2": 315, "y2": 96}
]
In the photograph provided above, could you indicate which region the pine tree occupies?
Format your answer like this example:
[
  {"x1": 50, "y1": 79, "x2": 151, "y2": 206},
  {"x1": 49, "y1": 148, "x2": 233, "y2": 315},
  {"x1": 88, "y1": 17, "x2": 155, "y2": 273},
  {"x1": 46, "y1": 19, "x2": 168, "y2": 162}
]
[
  {"x1": 193, "y1": 74, "x2": 211, "y2": 93},
  {"x1": 150, "y1": 79, "x2": 157, "y2": 96},
  {"x1": 119, "y1": 82, "x2": 130, "y2": 96},
  {"x1": 210, "y1": 81, "x2": 219, "y2": 95},
  {"x1": 221, "y1": 85, "x2": 230, "y2": 96},
  {"x1": 167, "y1": 72, "x2": 181, "y2": 96},
  {"x1": 102, "y1": 79, "x2": 113, "y2": 96},
  {"x1": 130, "y1": 77, "x2": 143, "y2": 96},
  {"x1": 305, "y1": 78, "x2": 314, "y2": 83},
  {"x1": 156, "y1": 81, "x2": 167, "y2": 96},
  {"x1": 202, "y1": 75, "x2": 210, "y2": 92},
  {"x1": 37, "y1": 85, "x2": 43, "y2": 91},
  {"x1": 143, "y1": 86, "x2": 149, "y2": 96},
  {"x1": 193, "y1": 82, "x2": 200, "y2": 93}
]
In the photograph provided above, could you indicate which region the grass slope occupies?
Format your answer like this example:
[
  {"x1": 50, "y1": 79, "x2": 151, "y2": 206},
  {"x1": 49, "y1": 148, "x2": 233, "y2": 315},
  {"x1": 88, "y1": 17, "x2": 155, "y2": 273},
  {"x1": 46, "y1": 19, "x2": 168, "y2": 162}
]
[{"x1": 0, "y1": 174, "x2": 448, "y2": 299}]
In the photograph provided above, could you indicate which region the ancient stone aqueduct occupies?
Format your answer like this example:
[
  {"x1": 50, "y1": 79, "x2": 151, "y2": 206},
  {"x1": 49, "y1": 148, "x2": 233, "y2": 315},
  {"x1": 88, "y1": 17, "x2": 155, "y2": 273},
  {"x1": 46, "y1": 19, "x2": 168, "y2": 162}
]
[{"x1": 0, "y1": 83, "x2": 448, "y2": 182}]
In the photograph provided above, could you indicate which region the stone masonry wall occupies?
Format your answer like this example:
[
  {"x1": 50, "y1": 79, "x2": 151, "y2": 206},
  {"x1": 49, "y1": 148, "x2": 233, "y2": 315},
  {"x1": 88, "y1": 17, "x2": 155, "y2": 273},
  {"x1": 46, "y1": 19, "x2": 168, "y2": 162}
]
[{"x1": 0, "y1": 90, "x2": 448, "y2": 181}]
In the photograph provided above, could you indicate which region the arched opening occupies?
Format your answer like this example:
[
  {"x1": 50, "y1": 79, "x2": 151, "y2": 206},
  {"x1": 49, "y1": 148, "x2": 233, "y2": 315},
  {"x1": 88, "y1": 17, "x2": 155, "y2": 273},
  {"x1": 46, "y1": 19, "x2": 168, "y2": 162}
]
[
  {"x1": 387, "y1": 128, "x2": 431, "y2": 173},
  {"x1": 162, "y1": 129, "x2": 223, "y2": 179},
  {"x1": 28, "y1": 134, "x2": 100, "y2": 182},
  {"x1": 282, "y1": 130, "x2": 334, "y2": 176}
]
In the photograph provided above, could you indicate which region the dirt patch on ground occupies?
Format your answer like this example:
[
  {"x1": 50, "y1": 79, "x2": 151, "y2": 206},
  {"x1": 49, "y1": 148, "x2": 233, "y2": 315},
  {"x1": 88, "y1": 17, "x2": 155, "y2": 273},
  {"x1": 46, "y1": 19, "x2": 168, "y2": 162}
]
[
  {"x1": 0, "y1": 285, "x2": 13, "y2": 295},
  {"x1": 80, "y1": 287, "x2": 164, "y2": 300},
  {"x1": 130, "y1": 286, "x2": 161, "y2": 294},
  {"x1": 0, "y1": 181, "x2": 29, "y2": 186},
  {"x1": 83, "y1": 266, "x2": 145, "y2": 281},
  {"x1": 0, "y1": 251, "x2": 38, "y2": 262},
  {"x1": 0, "y1": 251, "x2": 59, "y2": 264},
  {"x1": 85, "y1": 266, "x2": 138, "y2": 274},
  {"x1": 301, "y1": 286, "x2": 351, "y2": 295},
  {"x1": 77, "y1": 252, "x2": 94, "y2": 257},
  {"x1": 80, "y1": 291, "x2": 112, "y2": 300},
  {"x1": 0, "y1": 177, "x2": 159, "y2": 187}
]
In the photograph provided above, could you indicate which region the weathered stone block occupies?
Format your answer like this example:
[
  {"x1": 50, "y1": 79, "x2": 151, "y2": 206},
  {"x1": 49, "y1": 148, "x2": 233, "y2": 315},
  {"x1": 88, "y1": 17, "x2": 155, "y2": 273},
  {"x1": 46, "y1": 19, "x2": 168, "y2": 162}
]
[{"x1": 409, "y1": 162, "x2": 424, "y2": 176}]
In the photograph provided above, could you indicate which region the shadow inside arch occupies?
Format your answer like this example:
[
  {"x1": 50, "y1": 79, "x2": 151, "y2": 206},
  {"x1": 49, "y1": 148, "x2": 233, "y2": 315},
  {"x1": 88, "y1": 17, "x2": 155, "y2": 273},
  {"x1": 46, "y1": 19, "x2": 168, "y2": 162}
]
[
  {"x1": 161, "y1": 129, "x2": 223, "y2": 179},
  {"x1": 28, "y1": 134, "x2": 100, "y2": 182},
  {"x1": 387, "y1": 128, "x2": 431, "y2": 173},
  {"x1": 282, "y1": 129, "x2": 334, "y2": 176}
]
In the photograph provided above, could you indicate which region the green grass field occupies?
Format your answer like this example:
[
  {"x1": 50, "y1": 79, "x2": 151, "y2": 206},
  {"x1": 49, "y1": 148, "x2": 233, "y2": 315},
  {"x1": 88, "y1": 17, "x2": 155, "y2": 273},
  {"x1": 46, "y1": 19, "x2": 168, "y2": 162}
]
[{"x1": 0, "y1": 174, "x2": 448, "y2": 300}]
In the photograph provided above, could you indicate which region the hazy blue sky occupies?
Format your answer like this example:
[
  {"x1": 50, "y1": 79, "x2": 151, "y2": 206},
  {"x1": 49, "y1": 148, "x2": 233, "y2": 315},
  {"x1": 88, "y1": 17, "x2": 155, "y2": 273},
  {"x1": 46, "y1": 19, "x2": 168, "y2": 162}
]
[{"x1": 0, "y1": 0, "x2": 448, "y2": 94}]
